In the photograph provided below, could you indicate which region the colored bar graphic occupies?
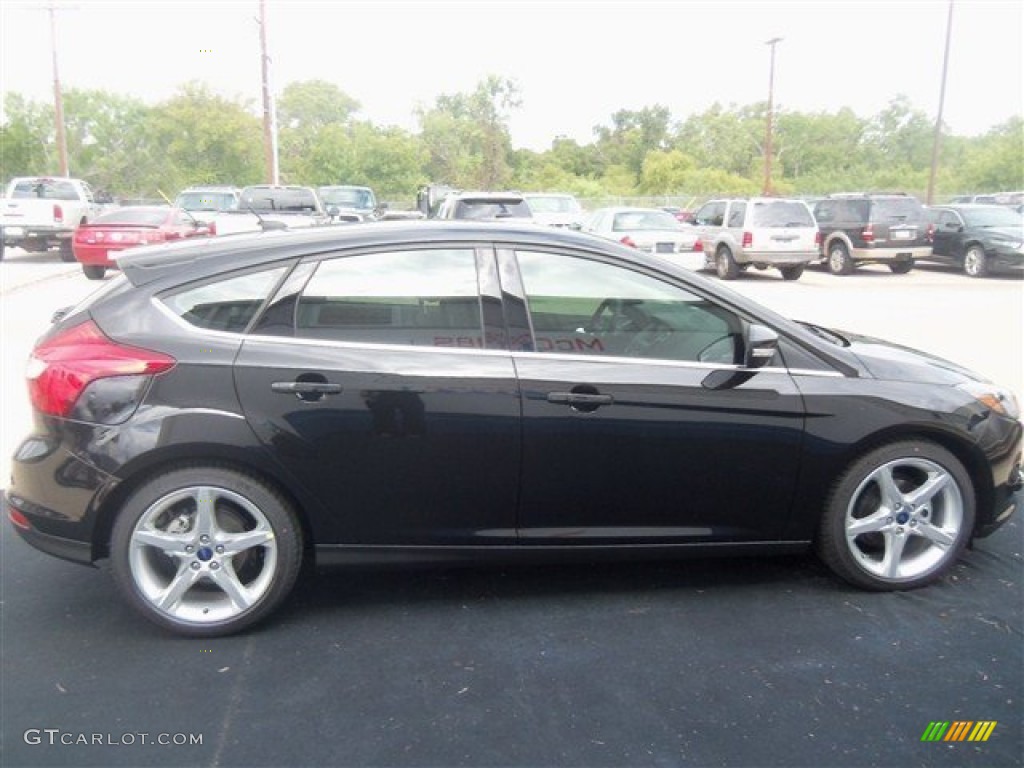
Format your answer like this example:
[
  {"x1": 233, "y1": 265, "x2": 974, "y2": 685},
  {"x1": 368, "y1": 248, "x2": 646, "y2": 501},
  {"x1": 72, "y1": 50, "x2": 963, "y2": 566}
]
[
  {"x1": 921, "y1": 722, "x2": 949, "y2": 741},
  {"x1": 922, "y1": 721, "x2": 996, "y2": 742}
]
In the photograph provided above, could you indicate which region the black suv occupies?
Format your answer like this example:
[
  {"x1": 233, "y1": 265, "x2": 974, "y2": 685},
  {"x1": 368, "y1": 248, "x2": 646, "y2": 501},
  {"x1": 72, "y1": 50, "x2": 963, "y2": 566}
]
[{"x1": 813, "y1": 194, "x2": 933, "y2": 275}]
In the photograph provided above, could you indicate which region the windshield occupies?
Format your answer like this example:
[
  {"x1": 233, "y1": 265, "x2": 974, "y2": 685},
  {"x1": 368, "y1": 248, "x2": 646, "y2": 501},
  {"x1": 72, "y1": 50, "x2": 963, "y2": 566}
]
[
  {"x1": 175, "y1": 192, "x2": 237, "y2": 212},
  {"x1": 92, "y1": 208, "x2": 168, "y2": 226},
  {"x1": 751, "y1": 200, "x2": 814, "y2": 227},
  {"x1": 318, "y1": 187, "x2": 375, "y2": 209},
  {"x1": 960, "y1": 206, "x2": 1023, "y2": 228},
  {"x1": 526, "y1": 195, "x2": 582, "y2": 214},
  {"x1": 241, "y1": 188, "x2": 320, "y2": 213},
  {"x1": 612, "y1": 210, "x2": 683, "y2": 231}
]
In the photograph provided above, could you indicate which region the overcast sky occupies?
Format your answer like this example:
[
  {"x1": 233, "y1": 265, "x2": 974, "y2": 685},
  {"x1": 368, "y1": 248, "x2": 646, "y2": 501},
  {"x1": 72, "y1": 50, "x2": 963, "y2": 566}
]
[{"x1": 1, "y1": 0, "x2": 1021, "y2": 151}]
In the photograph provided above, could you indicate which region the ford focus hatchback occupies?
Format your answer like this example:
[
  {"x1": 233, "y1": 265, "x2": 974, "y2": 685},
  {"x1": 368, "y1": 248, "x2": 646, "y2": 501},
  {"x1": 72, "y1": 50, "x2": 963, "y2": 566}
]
[{"x1": 8, "y1": 222, "x2": 1022, "y2": 636}]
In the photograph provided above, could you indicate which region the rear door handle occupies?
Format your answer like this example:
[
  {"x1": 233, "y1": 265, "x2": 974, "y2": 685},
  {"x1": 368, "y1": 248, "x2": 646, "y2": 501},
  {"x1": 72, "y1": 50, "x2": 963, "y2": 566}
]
[{"x1": 271, "y1": 381, "x2": 343, "y2": 402}]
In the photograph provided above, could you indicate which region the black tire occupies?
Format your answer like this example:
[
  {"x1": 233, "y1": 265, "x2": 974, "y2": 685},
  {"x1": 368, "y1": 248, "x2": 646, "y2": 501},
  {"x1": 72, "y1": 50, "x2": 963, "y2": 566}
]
[
  {"x1": 889, "y1": 259, "x2": 914, "y2": 274},
  {"x1": 110, "y1": 466, "x2": 303, "y2": 637},
  {"x1": 963, "y1": 244, "x2": 989, "y2": 278},
  {"x1": 82, "y1": 265, "x2": 106, "y2": 280},
  {"x1": 59, "y1": 240, "x2": 75, "y2": 262},
  {"x1": 817, "y1": 441, "x2": 974, "y2": 591},
  {"x1": 779, "y1": 264, "x2": 805, "y2": 281},
  {"x1": 715, "y1": 246, "x2": 739, "y2": 280},
  {"x1": 827, "y1": 241, "x2": 855, "y2": 275}
]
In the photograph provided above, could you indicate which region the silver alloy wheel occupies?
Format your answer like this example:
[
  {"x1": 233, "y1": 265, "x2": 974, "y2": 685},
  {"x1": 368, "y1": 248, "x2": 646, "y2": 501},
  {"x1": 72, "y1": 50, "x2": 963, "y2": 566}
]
[
  {"x1": 844, "y1": 457, "x2": 963, "y2": 581},
  {"x1": 963, "y1": 245, "x2": 986, "y2": 277},
  {"x1": 128, "y1": 485, "x2": 278, "y2": 624}
]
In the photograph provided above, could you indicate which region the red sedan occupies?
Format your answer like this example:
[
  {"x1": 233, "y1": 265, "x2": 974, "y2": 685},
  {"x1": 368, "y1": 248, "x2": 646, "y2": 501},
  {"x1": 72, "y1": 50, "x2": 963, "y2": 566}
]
[{"x1": 73, "y1": 206, "x2": 213, "y2": 279}]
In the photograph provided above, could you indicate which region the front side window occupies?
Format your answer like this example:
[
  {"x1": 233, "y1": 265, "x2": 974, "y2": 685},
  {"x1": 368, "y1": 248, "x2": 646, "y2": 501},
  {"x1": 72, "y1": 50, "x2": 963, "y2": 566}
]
[
  {"x1": 695, "y1": 202, "x2": 726, "y2": 227},
  {"x1": 515, "y1": 250, "x2": 741, "y2": 364},
  {"x1": 294, "y1": 249, "x2": 482, "y2": 347}
]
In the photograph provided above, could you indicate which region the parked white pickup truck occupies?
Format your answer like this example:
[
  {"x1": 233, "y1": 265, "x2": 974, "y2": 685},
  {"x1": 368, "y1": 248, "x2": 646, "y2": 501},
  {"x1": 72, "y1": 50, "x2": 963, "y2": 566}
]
[{"x1": 0, "y1": 177, "x2": 106, "y2": 261}]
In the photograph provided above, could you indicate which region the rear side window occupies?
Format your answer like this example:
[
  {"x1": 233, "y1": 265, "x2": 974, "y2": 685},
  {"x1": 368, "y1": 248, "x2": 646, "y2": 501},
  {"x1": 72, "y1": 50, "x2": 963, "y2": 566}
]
[
  {"x1": 162, "y1": 268, "x2": 287, "y2": 333},
  {"x1": 727, "y1": 203, "x2": 746, "y2": 228},
  {"x1": 751, "y1": 201, "x2": 814, "y2": 227},
  {"x1": 453, "y1": 200, "x2": 532, "y2": 219},
  {"x1": 294, "y1": 249, "x2": 482, "y2": 346}
]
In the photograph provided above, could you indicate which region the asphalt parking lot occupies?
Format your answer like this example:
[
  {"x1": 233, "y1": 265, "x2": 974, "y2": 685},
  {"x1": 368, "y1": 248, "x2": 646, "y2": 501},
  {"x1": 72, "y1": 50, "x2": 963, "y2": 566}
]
[{"x1": 1, "y1": 250, "x2": 1022, "y2": 767}]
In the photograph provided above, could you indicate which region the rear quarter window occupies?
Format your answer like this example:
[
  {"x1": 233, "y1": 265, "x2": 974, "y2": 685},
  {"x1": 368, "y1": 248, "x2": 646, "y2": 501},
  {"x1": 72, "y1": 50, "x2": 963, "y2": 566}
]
[{"x1": 161, "y1": 268, "x2": 287, "y2": 333}]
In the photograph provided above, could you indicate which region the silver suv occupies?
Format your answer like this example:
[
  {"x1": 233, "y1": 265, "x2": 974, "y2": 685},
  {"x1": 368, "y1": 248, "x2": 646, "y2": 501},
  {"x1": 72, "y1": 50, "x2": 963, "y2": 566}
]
[{"x1": 693, "y1": 197, "x2": 819, "y2": 281}]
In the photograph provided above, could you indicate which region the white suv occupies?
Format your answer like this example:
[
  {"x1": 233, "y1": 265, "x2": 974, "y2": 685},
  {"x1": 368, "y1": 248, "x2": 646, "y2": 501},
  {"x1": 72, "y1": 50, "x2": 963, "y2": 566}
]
[{"x1": 693, "y1": 197, "x2": 820, "y2": 281}]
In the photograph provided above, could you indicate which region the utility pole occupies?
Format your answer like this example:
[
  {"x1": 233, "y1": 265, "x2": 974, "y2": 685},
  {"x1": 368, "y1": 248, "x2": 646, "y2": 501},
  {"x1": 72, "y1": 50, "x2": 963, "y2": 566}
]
[
  {"x1": 258, "y1": 0, "x2": 279, "y2": 185},
  {"x1": 927, "y1": 0, "x2": 954, "y2": 205},
  {"x1": 762, "y1": 37, "x2": 783, "y2": 196},
  {"x1": 47, "y1": 3, "x2": 71, "y2": 176}
]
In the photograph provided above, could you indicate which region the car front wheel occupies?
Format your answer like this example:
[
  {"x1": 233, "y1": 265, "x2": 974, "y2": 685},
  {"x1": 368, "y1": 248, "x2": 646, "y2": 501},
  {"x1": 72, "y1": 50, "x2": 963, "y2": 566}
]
[
  {"x1": 817, "y1": 441, "x2": 974, "y2": 590},
  {"x1": 111, "y1": 466, "x2": 303, "y2": 636},
  {"x1": 963, "y1": 245, "x2": 989, "y2": 278}
]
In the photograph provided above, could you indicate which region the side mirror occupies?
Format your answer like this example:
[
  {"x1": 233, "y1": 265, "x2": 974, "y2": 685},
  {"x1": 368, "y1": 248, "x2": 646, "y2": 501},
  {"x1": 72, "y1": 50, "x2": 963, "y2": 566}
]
[
  {"x1": 700, "y1": 324, "x2": 778, "y2": 390},
  {"x1": 744, "y1": 324, "x2": 778, "y2": 369}
]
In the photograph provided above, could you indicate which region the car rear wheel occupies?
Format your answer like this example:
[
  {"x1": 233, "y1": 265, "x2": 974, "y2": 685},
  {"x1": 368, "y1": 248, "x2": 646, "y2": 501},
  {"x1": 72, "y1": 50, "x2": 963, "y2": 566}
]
[
  {"x1": 817, "y1": 441, "x2": 974, "y2": 590},
  {"x1": 715, "y1": 246, "x2": 739, "y2": 280},
  {"x1": 59, "y1": 241, "x2": 75, "y2": 262},
  {"x1": 82, "y1": 265, "x2": 106, "y2": 280},
  {"x1": 111, "y1": 466, "x2": 303, "y2": 636},
  {"x1": 827, "y1": 242, "x2": 854, "y2": 275},
  {"x1": 779, "y1": 265, "x2": 805, "y2": 281},
  {"x1": 888, "y1": 259, "x2": 913, "y2": 274},
  {"x1": 963, "y1": 245, "x2": 989, "y2": 278}
]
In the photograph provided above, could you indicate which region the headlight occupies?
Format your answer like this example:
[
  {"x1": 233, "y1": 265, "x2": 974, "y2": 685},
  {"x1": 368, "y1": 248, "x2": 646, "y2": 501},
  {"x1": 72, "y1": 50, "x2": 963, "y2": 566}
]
[{"x1": 958, "y1": 381, "x2": 1021, "y2": 420}]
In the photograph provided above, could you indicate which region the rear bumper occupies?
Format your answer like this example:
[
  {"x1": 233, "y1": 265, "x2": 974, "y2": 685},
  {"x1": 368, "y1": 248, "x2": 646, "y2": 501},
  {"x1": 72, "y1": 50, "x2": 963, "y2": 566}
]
[
  {"x1": 850, "y1": 245, "x2": 933, "y2": 262},
  {"x1": 2, "y1": 225, "x2": 72, "y2": 245},
  {"x1": 73, "y1": 243, "x2": 120, "y2": 267},
  {"x1": 738, "y1": 250, "x2": 818, "y2": 266}
]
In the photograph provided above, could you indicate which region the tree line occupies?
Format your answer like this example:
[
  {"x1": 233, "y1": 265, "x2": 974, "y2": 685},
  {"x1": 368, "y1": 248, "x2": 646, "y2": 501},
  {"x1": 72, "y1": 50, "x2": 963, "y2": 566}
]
[{"x1": 1, "y1": 76, "x2": 1020, "y2": 203}]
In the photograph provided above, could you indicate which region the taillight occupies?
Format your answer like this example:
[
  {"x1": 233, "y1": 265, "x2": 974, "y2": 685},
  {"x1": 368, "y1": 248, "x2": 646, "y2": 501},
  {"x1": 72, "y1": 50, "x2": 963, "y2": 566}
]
[
  {"x1": 140, "y1": 231, "x2": 166, "y2": 244},
  {"x1": 861, "y1": 224, "x2": 875, "y2": 243},
  {"x1": 925, "y1": 223, "x2": 935, "y2": 243},
  {"x1": 53, "y1": 204, "x2": 64, "y2": 224},
  {"x1": 8, "y1": 507, "x2": 31, "y2": 531},
  {"x1": 27, "y1": 320, "x2": 175, "y2": 421},
  {"x1": 74, "y1": 228, "x2": 91, "y2": 243},
  {"x1": 742, "y1": 231, "x2": 753, "y2": 248},
  {"x1": 206, "y1": 221, "x2": 217, "y2": 236},
  {"x1": 620, "y1": 236, "x2": 637, "y2": 248},
  {"x1": 693, "y1": 239, "x2": 703, "y2": 252},
  {"x1": 815, "y1": 230, "x2": 823, "y2": 246}
]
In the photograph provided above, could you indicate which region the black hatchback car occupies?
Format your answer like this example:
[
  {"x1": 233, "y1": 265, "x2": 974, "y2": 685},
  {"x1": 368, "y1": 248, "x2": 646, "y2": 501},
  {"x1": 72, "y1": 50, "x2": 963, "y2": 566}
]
[{"x1": 8, "y1": 222, "x2": 1022, "y2": 636}]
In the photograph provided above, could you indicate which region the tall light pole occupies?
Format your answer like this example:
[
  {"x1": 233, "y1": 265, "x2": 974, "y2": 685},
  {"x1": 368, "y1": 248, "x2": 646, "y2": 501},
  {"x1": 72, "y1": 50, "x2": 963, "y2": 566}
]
[
  {"x1": 258, "y1": 0, "x2": 279, "y2": 185},
  {"x1": 762, "y1": 37, "x2": 783, "y2": 196},
  {"x1": 47, "y1": 3, "x2": 70, "y2": 176},
  {"x1": 927, "y1": 0, "x2": 954, "y2": 205}
]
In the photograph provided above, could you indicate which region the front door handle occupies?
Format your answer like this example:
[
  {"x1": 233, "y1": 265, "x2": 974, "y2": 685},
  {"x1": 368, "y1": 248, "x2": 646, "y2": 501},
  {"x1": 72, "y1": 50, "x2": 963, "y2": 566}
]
[{"x1": 547, "y1": 387, "x2": 614, "y2": 413}]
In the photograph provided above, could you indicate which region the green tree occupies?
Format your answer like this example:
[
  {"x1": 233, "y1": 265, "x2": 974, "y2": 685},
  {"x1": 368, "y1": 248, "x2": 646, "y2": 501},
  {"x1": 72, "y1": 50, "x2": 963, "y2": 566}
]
[
  {"x1": 418, "y1": 76, "x2": 521, "y2": 189},
  {"x1": 0, "y1": 93, "x2": 55, "y2": 180}
]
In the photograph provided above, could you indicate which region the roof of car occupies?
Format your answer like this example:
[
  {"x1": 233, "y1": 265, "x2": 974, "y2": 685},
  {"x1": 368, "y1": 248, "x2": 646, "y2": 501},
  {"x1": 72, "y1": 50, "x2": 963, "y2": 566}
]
[{"x1": 117, "y1": 221, "x2": 609, "y2": 287}]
